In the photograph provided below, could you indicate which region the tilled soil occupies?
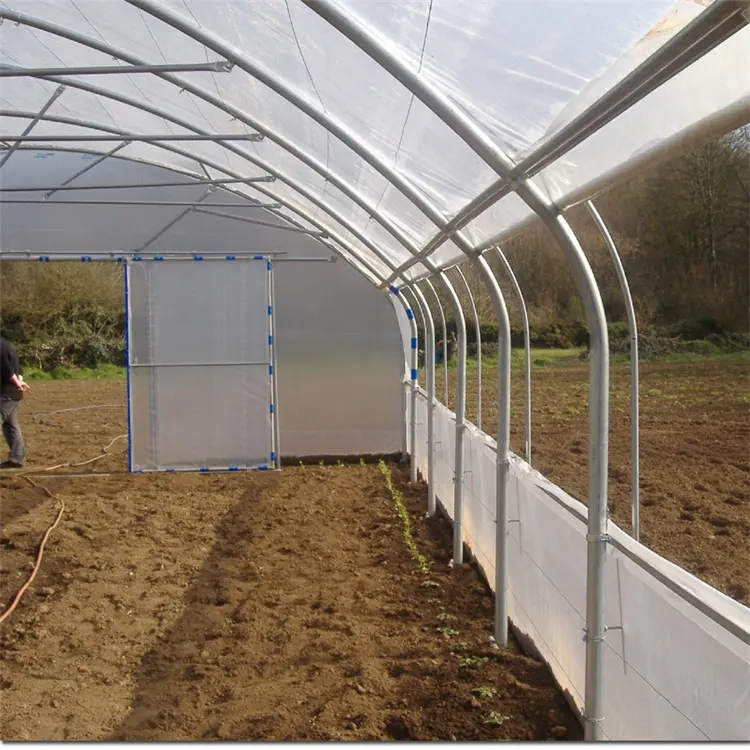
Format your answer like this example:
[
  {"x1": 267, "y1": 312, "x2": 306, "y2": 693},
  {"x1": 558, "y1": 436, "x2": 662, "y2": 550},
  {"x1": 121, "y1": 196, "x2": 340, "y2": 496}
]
[
  {"x1": 450, "y1": 358, "x2": 750, "y2": 605},
  {"x1": 0, "y1": 360, "x2": 746, "y2": 739},
  {"x1": 0, "y1": 384, "x2": 580, "y2": 741}
]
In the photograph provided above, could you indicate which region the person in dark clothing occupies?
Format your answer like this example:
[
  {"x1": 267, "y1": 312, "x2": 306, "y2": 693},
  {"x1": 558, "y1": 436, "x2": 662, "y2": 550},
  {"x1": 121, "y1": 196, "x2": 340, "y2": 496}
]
[{"x1": 0, "y1": 337, "x2": 29, "y2": 468}]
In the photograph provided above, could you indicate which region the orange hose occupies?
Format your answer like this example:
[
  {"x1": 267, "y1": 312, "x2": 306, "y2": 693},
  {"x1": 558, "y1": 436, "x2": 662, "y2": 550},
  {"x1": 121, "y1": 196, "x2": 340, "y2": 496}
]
[
  {"x1": 0, "y1": 477, "x2": 64, "y2": 625},
  {"x1": 0, "y1": 434, "x2": 126, "y2": 625}
]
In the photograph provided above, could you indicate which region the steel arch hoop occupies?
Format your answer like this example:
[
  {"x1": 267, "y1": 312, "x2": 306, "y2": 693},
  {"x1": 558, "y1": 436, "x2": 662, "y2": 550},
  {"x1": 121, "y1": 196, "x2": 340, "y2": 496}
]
[
  {"x1": 0, "y1": 130, "x2": 387, "y2": 285},
  {"x1": 0, "y1": 70, "x2": 409, "y2": 277},
  {"x1": 300, "y1": 0, "x2": 611, "y2": 738},
  {"x1": 0, "y1": 9, "x2": 430, "y2": 274},
  {"x1": 125, "y1": 0, "x2": 476, "y2": 254},
  {"x1": 0, "y1": 103, "x2": 402, "y2": 282}
]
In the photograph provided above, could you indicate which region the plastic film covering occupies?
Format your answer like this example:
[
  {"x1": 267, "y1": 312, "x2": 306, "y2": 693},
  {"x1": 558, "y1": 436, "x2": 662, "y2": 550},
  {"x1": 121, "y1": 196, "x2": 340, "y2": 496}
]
[
  {"x1": 127, "y1": 259, "x2": 274, "y2": 471},
  {"x1": 273, "y1": 260, "x2": 404, "y2": 458},
  {"x1": 412, "y1": 390, "x2": 750, "y2": 741},
  {"x1": 1, "y1": 1, "x2": 746, "y2": 279}
]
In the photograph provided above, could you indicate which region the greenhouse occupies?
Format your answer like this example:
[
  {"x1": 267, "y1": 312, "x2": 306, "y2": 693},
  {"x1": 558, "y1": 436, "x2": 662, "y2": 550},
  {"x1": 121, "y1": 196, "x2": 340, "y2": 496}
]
[{"x1": 0, "y1": 0, "x2": 748, "y2": 742}]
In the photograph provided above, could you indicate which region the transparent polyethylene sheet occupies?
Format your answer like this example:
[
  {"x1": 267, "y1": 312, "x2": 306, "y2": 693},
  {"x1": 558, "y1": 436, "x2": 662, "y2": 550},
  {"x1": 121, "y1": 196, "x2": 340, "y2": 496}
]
[
  {"x1": 412, "y1": 391, "x2": 750, "y2": 741},
  {"x1": 127, "y1": 259, "x2": 273, "y2": 471},
  {"x1": 273, "y1": 259, "x2": 405, "y2": 458},
  {"x1": 1, "y1": 0, "x2": 746, "y2": 282}
]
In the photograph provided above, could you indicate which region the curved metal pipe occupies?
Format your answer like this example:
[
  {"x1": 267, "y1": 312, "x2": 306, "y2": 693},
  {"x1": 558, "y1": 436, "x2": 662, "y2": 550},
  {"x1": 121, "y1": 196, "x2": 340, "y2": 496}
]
[
  {"x1": 423, "y1": 278, "x2": 449, "y2": 405},
  {"x1": 495, "y1": 248, "x2": 532, "y2": 465},
  {"x1": 437, "y1": 273, "x2": 467, "y2": 565},
  {"x1": 390, "y1": 288, "x2": 419, "y2": 477},
  {"x1": 0, "y1": 110, "x2": 400, "y2": 283},
  {"x1": 1, "y1": 124, "x2": 390, "y2": 288},
  {"x1": 410, "y1": 284, "x2": 437, "y2": 517},
  {"x1": 586, "y1": 201, "x2": 640, "y2": 541},
  {"x1": 126, "y1": 0, "x2": 456, "y2": 240},
  {"x1": 472, "y1": 255, "x2": 512, "y2": 647},
  {"x1": 0, "y1": 9, "x2": 428, "y2": 271},
  {"x1": 402, "y1": 287, "x2": 429, "y2": 484},
  {"x1": 300, "y1": 4, "x2": 611, "y2": 734},
  {"x1": 454, "y1": 265, "x2": 483, "y2": 430}
]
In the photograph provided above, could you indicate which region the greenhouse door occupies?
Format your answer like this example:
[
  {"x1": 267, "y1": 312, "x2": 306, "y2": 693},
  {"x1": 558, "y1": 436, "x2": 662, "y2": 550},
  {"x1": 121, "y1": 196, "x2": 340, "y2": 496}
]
[{"x1": 125, "y1": 258, "x2": 278, "y2": 472}]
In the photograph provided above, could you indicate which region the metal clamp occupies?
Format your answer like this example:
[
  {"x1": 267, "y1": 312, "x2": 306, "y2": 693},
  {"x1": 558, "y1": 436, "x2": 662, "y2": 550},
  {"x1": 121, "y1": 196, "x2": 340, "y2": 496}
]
[
  {"x1": 586, "y1": 533, "x2": 611, "y2": 543},
  {"x1": 582, "y1": 626, "x2": 607, "y2": 644}
]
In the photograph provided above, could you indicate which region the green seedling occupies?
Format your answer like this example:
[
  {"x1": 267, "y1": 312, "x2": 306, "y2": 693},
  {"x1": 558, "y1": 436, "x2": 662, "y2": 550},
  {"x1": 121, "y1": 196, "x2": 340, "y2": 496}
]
[
  {"x1": 437, "y1": 626, "x2": 460, "y2": 638},
  {"x1": 458, "y1": 655, "x2": 488, "y2": 670},
  {"x1": 472, "y1": 686, "x2": 498, "y2": 700},
  {"x1": 484, "y1": 712, "x2": 510, "y2": 726},
  {"x1": 450, "y1": 642, "x2": 470, "y2": 653},
  {"x1": 360, "y1": 457, "x2": 366, "y2": 467},
  {"x1": 437, "y1": 612, "x2": 457, "y2": 622},
  {"x1": 379, "y1": 461, "x2": 431, "y2": 574},
  {"x1": 337, "y1": 459, "x2": 344, "y2": 467},
  {"x1": 419, "y1": 580, "x2": 439, "y2": 589}
]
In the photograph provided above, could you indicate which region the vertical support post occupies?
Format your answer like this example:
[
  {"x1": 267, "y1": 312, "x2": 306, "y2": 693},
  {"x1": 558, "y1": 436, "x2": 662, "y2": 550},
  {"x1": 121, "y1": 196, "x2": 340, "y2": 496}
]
[
  {"x1": 586, "y1": 201, "x2": 640, "y2": 541},
  {"x1": 0, "y1": 85, "x2": 65, "y2": 171},
  {"x1": 495, "y1": 247, "x2": 532, "y2": 465},
  {"x1": 424, "y1": 278, "x2": 449, "y2": 405},
  {"x1": 268, "y1": 258, "x2": 281, "y2": 469},
  {"x1": 454, "y1": 265, "x2": 482, "y2": 430},
  {"x1": 44, "y1": 140, "x2": 132, "y2": 199},
  {"x1": 403, "y1": 287, "x2": 428, "y2": 486},
  {"x1": 438, "y1": 272, "x2": 467, "y2": 565},
  {"x1": 390, "y1": 286, "x2": 419, "y2": 483},
  {"x1": 412, "y1": 284, "x2": 437, "y2": 516},
  {"x1": 472, "y1": 255, "x2": 512, "y2": 647},
  {"x1": 146, "y1": 261, "x2": 159, "y2": 470},
  {"x1": 123, "y1": 260, "x2": 134, "y2": 472}
]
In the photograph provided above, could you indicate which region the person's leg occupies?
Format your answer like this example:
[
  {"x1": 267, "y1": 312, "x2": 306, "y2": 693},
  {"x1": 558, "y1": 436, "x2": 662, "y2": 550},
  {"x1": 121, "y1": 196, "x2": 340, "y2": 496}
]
[{"x1": 1, "y1": 400, "x2": 25, "y2": 467}]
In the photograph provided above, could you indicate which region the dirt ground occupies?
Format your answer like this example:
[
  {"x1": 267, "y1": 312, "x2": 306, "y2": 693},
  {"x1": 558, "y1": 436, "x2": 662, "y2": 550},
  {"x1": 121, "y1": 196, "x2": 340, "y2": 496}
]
[
  {"x1": 449, "y1": 358, "x2": 750, "y2": 605},
  {"x1": 0, "y1": 379, "x2": 580, "y2": 741},
  {"x1": 0, "y1": 361, "x2": 747, "y2": 740}
]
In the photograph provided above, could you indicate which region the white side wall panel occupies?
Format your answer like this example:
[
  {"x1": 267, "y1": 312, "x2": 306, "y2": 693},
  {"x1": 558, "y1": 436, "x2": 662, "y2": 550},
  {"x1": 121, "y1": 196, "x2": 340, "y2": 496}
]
[{"x1": 413, "y1": 390, "x2": 750, "y2": 741}]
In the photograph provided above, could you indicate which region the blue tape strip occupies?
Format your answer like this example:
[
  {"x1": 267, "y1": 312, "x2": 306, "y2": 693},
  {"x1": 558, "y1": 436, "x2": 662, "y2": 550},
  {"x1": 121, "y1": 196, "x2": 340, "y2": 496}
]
[
  {"x1": 199, "y1": 466, "x2": 210, "y2": 472},
  {"x1": 258, "y1": 465, "x2": 269, "y2": 471},
  {"x1": 268, "y1": 334, "x2": 273, "y2": 346},
  {"x1": 389, "y1": 285, "x2": 400, "y2": 296},
  {"x1": 225, "y1": 255, "x2": 236, "y2": 260},
  {"x1": 81, "y1": 255, "x2": 92, "y2": 262},
  {"x1": 270, "y1": 452, "x2": 276, "y2": 462},
  {"x1": 268, "y1": 305, "x2": 273, "y2": 315},
  {"x1": 164, "y1": 468, "x2": 175, "y2": 473},
  {"x1": 269, "y1": 364, "x2": 274, "y2": 375},
  {"x1": 267, "y1": 259, "x2": 272, "y2": 271},
  {"x1": 194, "y1": 255, "x2": 204, "y2": 261},
  {"x1": 253, "y1": 254, "x2": 264, "y2": 260},
  {"x1": 153, "y1": 256, "x2": 164, "y2": 261},
  {"x1": 38, "y1": 256, "x2": 50, "y2": 262},
  {"x1": 228, "y1": 465, "x2": 239, "y2": 472},
  {"x1": 116, "y1": 257, "x2": 124, "y2": 263},
  {"x1": 411, "y1": 337, "x2": 417, "y2": 350},
  {"x1": 407, "y1": 309, "x2": 414, "y2": 320},
  {"x1": 411, "y1": 368, "x2": 419, "y2": 381},
  {"x1": 270, "y1": 403, "x2": 275, "y2": 415},
  {"x1": 133, "y1": 255, "x2": 142, "y2": 261}
]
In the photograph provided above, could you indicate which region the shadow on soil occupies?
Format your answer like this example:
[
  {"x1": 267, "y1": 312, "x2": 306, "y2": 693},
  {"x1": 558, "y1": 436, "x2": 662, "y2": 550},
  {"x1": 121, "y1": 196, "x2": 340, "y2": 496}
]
[{"x1": 109, "y1": 465, "x2": 582, "y2": 741}]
